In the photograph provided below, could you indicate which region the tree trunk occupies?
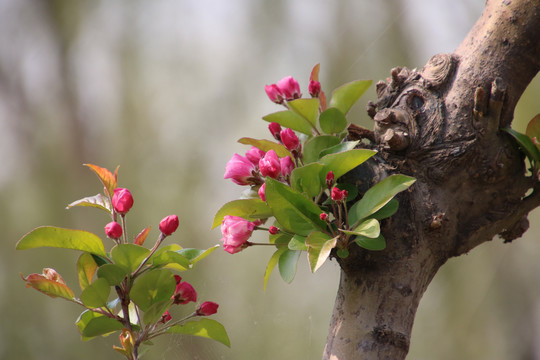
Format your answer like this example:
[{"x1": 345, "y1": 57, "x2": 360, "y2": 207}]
[{"x1": 324, "y1": 1, "x2": 540, "y2": 359}]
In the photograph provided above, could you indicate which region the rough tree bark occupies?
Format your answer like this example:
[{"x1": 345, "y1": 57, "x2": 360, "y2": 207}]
[{"x1": 323, "y1": 1, "x2": 540, "y2": 359}]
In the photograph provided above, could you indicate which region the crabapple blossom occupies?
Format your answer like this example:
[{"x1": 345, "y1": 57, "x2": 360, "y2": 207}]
[
  {"x1": 112, "y1": 188, "x2": 134, "y2": 215},
  {"x1": 105, "y1": 221, "x2": 122, "y2": 239},
  {"x1": 276, "y1": 76, "x2": 301, "y2": 101},
  {"x1": 280, "y1": 128, "x2": 300, "y2": 150},
  {"x1": 224, "y1": 153, "x2": 256, "y2": 185},
  {"x1": 159, "y1": 215, "x2": 179, "y2": 236},
  {"x1": 259, "y1": 150, "x2": 281, "y2": 179},
  {"x1": 220, "y1": 215, "x2": 256, "y2": 254}
]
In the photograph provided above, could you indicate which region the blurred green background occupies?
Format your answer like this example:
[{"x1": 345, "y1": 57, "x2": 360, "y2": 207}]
[{"x1": 2, "y1": 0, "x2": 540, "y2": 359}]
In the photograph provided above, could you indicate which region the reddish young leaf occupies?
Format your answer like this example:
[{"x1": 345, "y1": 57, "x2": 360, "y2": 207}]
[
  {"x1": 21, "y1": 269, "x2": 75, "y2": 300},
  {"x1": 84, "y1": 164, "x2": 118, "y2": 198},
  {"x1": 526, "y1": 114, "x2": 540, "y2": 149},
  {"x1": 134, "y1": 226, "x2": 151, "y2": 246},
  {"x1": 310, "y1": 63, "x2": 320, "y2": 82}
]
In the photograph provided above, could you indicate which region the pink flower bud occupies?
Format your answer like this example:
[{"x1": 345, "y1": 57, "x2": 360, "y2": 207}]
[
  {"x1": 220, "y1": 215, "x2": 256, "y2": 254},
  {"x1": 159, "y1": 311, "x2": 172, "y2": 323},
  {"x1": 331, "y1": 187, "x2": 347, "y2": 202},
  {"x1": 308, "y1": 80, "x2": 321, "y2": 97},
  {"x1": 258, "y1": 183, "x2": 266, "y2": 202},
  {"x1": 159, "y1": 215, "x2": 179, "y2": 236},
  {"x1": 268, "y1": 122, "x2": 282, "y2": 140},
  {"x1": 112, "y1": 188, "x2": 134, "y2": 215},
  {"x1": 172, "y1": 278, "x2": 197, "y2": 305},
  {"x1": 105, "y1": 221, "x2": 123, "y2": 239},
  {"x1": 280, "y1": 156, "x2": 295, "y2": 177},
  {"x1": 259, "y1": 150, "x2": 281, "y2": 179},
  {"x1": 245, "y1": 147, "x2": 266, "y2": 165},
  {"x1": 326, "y1": 171, "x2": 335, "y2": 188},
  {"x1": 268, "y1": 226, "x2": 279, "y2": 235},
  {"x1": 280, "y1": 128, "x2": 300, "y2": 150},
  {"x1": 320, "y1": 213, "x2": 329, "y2": 221},
  {"x1": 265, "y1": 84, "x2": 284, "y2": 104},
  {"x1": 224, "y1": 153, "x2": 256, "y2": 185},
  {"x1": 196, "y1": 301, "x2": 219, "y2": 316},
  {"x1": 277, "y1": 76, "x2": 302, "y2": 101}
]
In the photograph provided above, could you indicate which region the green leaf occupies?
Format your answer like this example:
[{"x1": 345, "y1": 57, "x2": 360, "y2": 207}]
[
  {"x1": 340, "y1": 218, "x2": 380, "y2": 238},
  {"x1": 264, "y1": 178, "x2": 326, "y2": 236},
  {"x1": 110, "y1": 244, "x2": 150, "y2": 273},
  {"x1": 21, "y1": 271, "x2": 75, "y2": 300},
  {"x1": 355, "y1": 234, "x2": 386, "y2": 251},
  {"x1": 177, "y1": 245, "x2": 219, "y2": 266},
  {"x1": 97, "y1": 264, "x2": 129, "y2": 286},
  {"x1": 288, "y1": 234, "x2": 308, "y2": 251},
  {"x1": 349, "y1": 174, "x2": 415, "y2": 226},
  {"x1": 370, "y1": 198, "x2": 399, "y2": 220},
  {"x1": 290, "y1": 163, "x2": 324, "y2": 198},
  {"x1": 319, "y1": 141, "x2": 360, "y2": 158},
  {"x1": 525, "y1": 114, "x2": 540, "y2": 147},
  {"x1": 303, "y1": 135, "x2": 341, "y2": 164},
  {"x1": 237, "y1": 137, "x2": 291, "y2": 158},
  {"x1": 212, "y1": 199, "x2": 273, "y2": 229},
  {"x1": 329, "y1": 80, "x2": 372, "y2": 114},
  {"x1": 278, "y1": 249, "x2": 301, "y2": 284},
  {"x1": 16, "y1": 226, "x2": 107, "y2": 257},
  {"x1": 167, "y1": 318, "x2": 230, "y2": 347},
  {"x1": 287, "y1": 98, "x2": 320, "y2": 129},
  {"x1": 306, "y1": 232, "x2": 337, "y2": 273},
  {"x1": 66, "y1": 193, "x2": 112, "y2": 213},
  {"x1": 76, "y1": 310, "x2": 123, "y2": 340},
  {"x1": 263, "y1": 110, "x2": 313, "y2": 135},
  {"x1": 77, "y1": 252, "x2": 98, "y2": 290},
  {"x1": 80, "y1": 278, "x2": 111, "y2": 308},
  {"x1": 130, "y1": 269, "x2": 175, "y2": 312},
  {"x1": 263, "y1": 247, "x2": 288, "y2": 290},
  {"x1": 319, "y1": 149, "x2": 376, "y2": 183},
  {"x1": 151, "y1": 250, "x2": 191, "y2": 271},
  {"x1": 143, "y1": 299, "x2": 173, "y2": 325},
  {"x1": 503, "y1": 127, "x2": 540, "y2": 164},
  {"x1": 319, "y1": 107, "x2": 347, "y2": 134}
]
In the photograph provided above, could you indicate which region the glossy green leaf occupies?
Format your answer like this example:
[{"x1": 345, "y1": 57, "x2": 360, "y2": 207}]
[
  {"x1": 319, "y1": 107, "x2": 347, "y2": 134},
  {"x1": 525, "y1": 114, "x2": 540, "y2": 148},
  {"x1": 167, "y1": 318, "x2": 231, "y2": 347},
  {"x1": 503, "y1": 127, "x2": 540, "y2": 164},
  {"x1": 329, "y1": 80, "x2": 372, "y2": 114},
  {"x1": 110, "y1": 244, "x2": 150, "y2": 273},
  {"x1": 287, "y1": 98, "x2": 320, "y2": 129},
  {"x1": 263, "y1": 110, "x2": 313, "y2": 135},
  {"x1": 66, "y1": 193, "x2": 112, "y2": 213},
  {"x1": 288, "y1": 234, "x2": 308, "y2": 251},
  {"x1": 349, "y1": 174, "x2": 415, "y2": 226},
  {"x1": 264, "y1": 247, "x2": 288, "y2": 290},
  {"x1": 278, "y1": 249, "x2": 301, "y2": 283},
  {"x1": 340, "y1": 218, "x2": 380, "y2": 238},
  {"x1": 290, "y1": 163, "x2": 324, "y2": 197},
  {"x1": 80, "y1": 278, "x2": 111, "y2": 308},
  {"x1": 97, "y1": 264, "x2": 128, "y2": 286},
  {"x1": 16, "y1": 226, "x2": 107, "y2": 257},
  {"x1": 319, "y1": 141, "x2": 360, "y2": 158},
  {"x1": 151, "y1": 250, "x2": 191, "y2": 271},
  {"x1": 21, "y1": 271, "x2": 75, "y2": 300},
  {"x1": 76, "y1": 310, "x2": 123, "y2": 340},
  {"x1": 212, "y1": 199, "x2": 273, "y2": 229},
  {"x1": 130, "y1": 269, "x2": 175, "y2": 312},
  {"x1": 77, "y1": 252, "x2": 98, "y2": 290},
  {"x1": 303, "y1": 135, "x2": 341, "y2": 164},
  {"x1": 177, "y1": 245, "x2": 219, "y2": 265},
  {"x1": 237, "y1": 137, "x2": 291, "y2": 158},
  {"x1": 143, "y1": 299, "x2": 173, "y2": 325},
  {"x1": 355, "y1": 234, "x2": 386, "y2": 251},
  {"x1": 319, "y1": 149, "x2": 376, "y2": 183},
  {"x1": 370, "y1": 198, "x2": 399, "y2": 220},
  {"x1": 264, "y1": 178, "x2": 326, "y2": 236},
  {"x1": 306, "y1": 232, "x2": 337, "y2": 273}
]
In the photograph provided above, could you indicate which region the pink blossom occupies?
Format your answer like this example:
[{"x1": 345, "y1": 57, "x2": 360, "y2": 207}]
[
  {"x1": 268, "y1": 226, "x2": 279, "y2": 235},
  {"x1": 112, "y1": 188, "x2": 134, "y2": 215},
  {"x1": 258, "y1": 183, "x2": 266, "y2": 202},
  {"x1": 280, "y1": 156, "x2": 295, "y2": 177},
  {"x1": 224, "y1": 153, "x2": 256, "y2": 185},
  {"x1": 331, "y1": 187, "x2": 348, "y2": 202},
  {"x1": 265, "y1": 84, "x2": 284, "y2": 104},
  {"x1": 309, "y1": 80, "x2": 321, "y2": 97},
  {"x1": 277, "y1": 76, "x2": 302, "y2": 101},
  {"x1": 196, "y1": 301, "x2": 219, "y2": 316},
  {"x1": 159, "y1": 215, "x2": 179, "y2": 236},
  {"x1": 280, "y1": 128, "x2": 300, "y2": 150},
  {"x1": 245, "y1": 147, "x2": 266, "y2": 165},
  {"x1": 259, "y1": 150, "x2": 281, "y2": 179},
  {"x1": 326, "y1": 171, "x2": 335, "y2": 188},
  {"x1": 268, "y1": 122, "x2": 282, "y2": 140},
  {"x1": 105, "y1": 221, "x2": 122, "y2": 239},
  {"x1": 320, "y1": 213, "x2": 329, "y2": 221},
  {"x1": 159, "y1": 311, "x2": 172, "y2": 323},
  {"x1": 220, "y1": 215, "x2": 256, "y2": 254},
  {"x1": 172, "y1": 277, "x2": 197, "y2": 305}
]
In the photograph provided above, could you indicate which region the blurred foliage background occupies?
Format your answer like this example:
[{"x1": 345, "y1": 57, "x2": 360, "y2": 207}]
[{"x1": 1, "y1": 0, "x2": 539, "y2": 359}]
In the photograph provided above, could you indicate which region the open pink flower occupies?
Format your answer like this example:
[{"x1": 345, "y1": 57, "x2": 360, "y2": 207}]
[
  {"x1": 259, "y1": 150, "x2": 281, "y2": 179},
  {"x1": 220, "y1": 215, "x2": 256, "y2": 254},
  {"x1": 112, "y1": 188, "x2": 134, "y2": 215},
  {"x1": 224, "y1": 153, "x2": 256, "y2": 185},
  {"x1": 277, "y1": 76, "x2": 301, "y2": 101}
]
